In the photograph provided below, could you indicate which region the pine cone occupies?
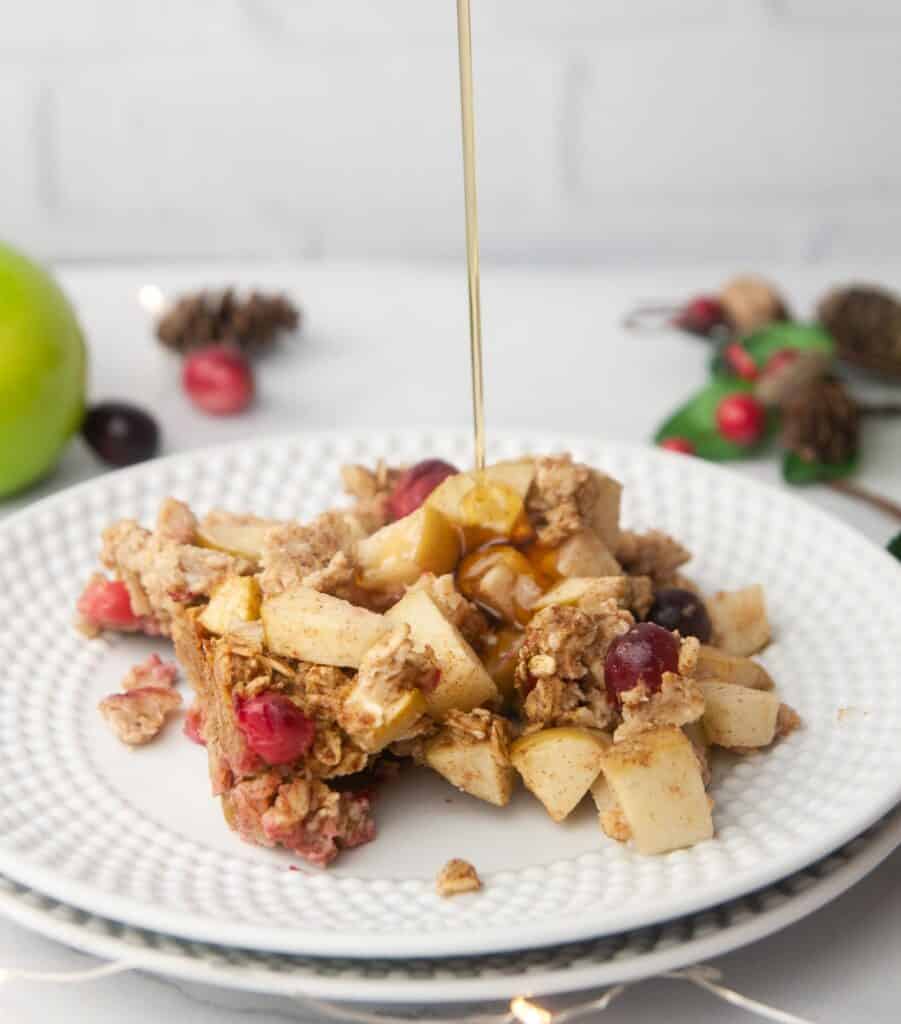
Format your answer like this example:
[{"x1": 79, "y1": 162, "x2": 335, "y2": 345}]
[
  {"x1": 781, "y1": 376, "x2": 859, "y2": 465},
  {"x1": 818, "y1": 285, "x2": 901, "y2": 379},
  {"x1": 156, "y1": 289, "x2": 300, "y2": 355}
]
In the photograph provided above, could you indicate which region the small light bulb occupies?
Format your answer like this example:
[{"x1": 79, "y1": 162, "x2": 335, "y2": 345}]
[
  {"x1": 510, "y1": 995, "x2": 553, "y2": 1024},
  {"x1": 137, "y1": 284, "x2": 166, "y2": 317}
]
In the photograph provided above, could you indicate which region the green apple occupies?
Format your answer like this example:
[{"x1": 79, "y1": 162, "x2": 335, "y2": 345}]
[{"x1": 0, "y1": 242, "x2": 87, "y2": 496}]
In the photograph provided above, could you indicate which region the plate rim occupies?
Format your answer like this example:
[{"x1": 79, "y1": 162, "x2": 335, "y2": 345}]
[
  {"x1": 1, "y1": 428, "x2": 900, "y2": 959},
  {"x1": 0, "y1": 806, "x2": 897, "y2": 1004}
]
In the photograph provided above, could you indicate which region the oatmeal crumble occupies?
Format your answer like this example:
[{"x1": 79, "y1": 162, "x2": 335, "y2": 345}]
[
  {"x1": 436, "y1": 858, "x2": 481, "y2": 898},
  {"x1": 258, "y1": 511, "x2": 366, "y2": 598},
  {"x1": 341, "y1": 459, "x2": 405, "y2": 533},
  {"x1": 99, "y1": 687, "x2": 182, "y2": 746},
  {"x1": 615, "y1": 672, "x2": 705, "y2": 742},
  {"x1": 121, "y1": 653, "x2": 178, "y2": 691},
  {"x1": 615, "y1": 529, "x2": 691, "y2": 585}
]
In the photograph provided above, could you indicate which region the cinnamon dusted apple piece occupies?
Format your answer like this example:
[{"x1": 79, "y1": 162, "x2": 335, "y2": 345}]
[
  {"x1": 599, "y1": 727, "x2": 713, "y2": 854},
  {"x1": 706, "y1": 585, "x2": 771, "y2": 657},
  {"x1": 695, "y1": 645, "x2": 774, "y2": 690},
  {"x1": 698, "y1": 680, "x2": 780, "y2": 749},
  {"x1": 196, "y1": 510, "x2": 285, "y2": 563},
  {"x1": 385, "y1": 589, "x2": 497, "y2": 715},
  {"x1": 423, "y1": 709, "x2": 515, "y2": 807},
  {"x1": 546, "y1": 529, "x2": 620, "y2": 578},
  {"x1": 199, "y1": 576, "x2": 262, "y2": 635},
  {"x1": 261, "y1": 587, "x2": 389, "y2": 668},
  {"x1": 532, "y1": 576, "x2": 653, "y2": 618},
  {"x1": 355, "y1": 505, "x2": 460, "y2": 590},
  {"x1": 510, "y1": 727, "x2": 609, "y2": 821},
  {"x1": 426, "y1": 460, "x2": 536, "y2": 542}
]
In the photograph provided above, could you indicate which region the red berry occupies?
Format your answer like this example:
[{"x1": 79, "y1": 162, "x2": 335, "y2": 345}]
[
  {"x1": 604, "y1": 623, "x2": 680, "y2": 707},
  {"x1": 236, "y1": 692, "x2": 315, "y2": 765},
  {"x1": 182, "y1": 345, "x2": 254, "y2": 415},
  {"x1": 387, "y1": 459, "x2": 459, "y2": 520},
  {"x1": 660, "y1": 437, "x2": 695, "y2": 455},
  {"x1": 76, "y1": 578, "x2": 140, "y2": 630},
  {"x1": 716, "y1": 393, "x2": 766, "y2": 445},
  {"x1": 762, "y1": 348, "x2": 800, "y2": 377},
  {"x1": 723, "y1": 342, "x2": 759, "y2": 381},
  {"x1": 675, "y1": 296, "x2": 726, "y2": 337}
]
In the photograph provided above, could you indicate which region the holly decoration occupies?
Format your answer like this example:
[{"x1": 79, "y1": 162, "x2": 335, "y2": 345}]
[
  {"x1": 641, "y1": 276, "x2": 901, "y2": 542},
  {"x1": 889, "y1": 532, "x2": 901, "y2": 562},
  {"x1": 655, "y1": 322, "x2": 836, "y2": 468}
]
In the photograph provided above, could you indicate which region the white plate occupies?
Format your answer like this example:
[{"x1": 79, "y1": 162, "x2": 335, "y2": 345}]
[
  {"x1": 0, "y1": 807, "x2": 898, "y2": 1004},
  {"x1": 0, "y1": 431, "x2": 899, "y2": 959}
]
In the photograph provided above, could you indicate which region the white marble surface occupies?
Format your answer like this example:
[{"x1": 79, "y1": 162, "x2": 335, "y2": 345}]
[{"x1": 1, "y1": 261, "x2": 900, "y2": 1022}]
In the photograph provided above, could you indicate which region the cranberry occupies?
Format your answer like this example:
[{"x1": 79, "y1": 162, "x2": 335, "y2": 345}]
[
  {"x1": 762, "y1": 347, "x2": 800, "y2": 376},
  {"x1": 77, "y1": 578, "x2": 140, "y2": 630},
  {"x1": 723, "y1": 342, "x2": 759, "y2": 381},
  {"x1": 715, "y1": 393, "x2": 765, "y2": 445},
  {"x1": 659, "y1": 436, "x2": 696, "y2": 455},
  {"x1": 647, "y1": 587, "x2": 712, "y2": 643},
  {"x1": 604, "y1": 622, "x2": 679, "y2": 707},
  {"x1": 82, "y1": 402, "x2": 160, "y2": 467},
  {"x1": 674, "y1": 296, "x2": 727, "y2": 337},
  {"x1": 182, "y1": 345, "x2": 254, "y2": 415},
  {"x1": 387, "y1": 459, "x2": 458, "y2": 520},
  {"x1": 236, "y1": 692, "x2": 315, "y2": 765}
]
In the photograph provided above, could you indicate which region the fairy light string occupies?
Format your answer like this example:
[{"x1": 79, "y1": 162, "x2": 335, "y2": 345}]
[{"x1": 0, "y1": 959, "x2": 819, "y2": 1024}]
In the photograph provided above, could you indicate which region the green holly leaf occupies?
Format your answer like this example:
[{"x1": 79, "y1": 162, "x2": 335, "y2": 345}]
[
  {"x1": 711, "y1": 322, "x2": 835, "y2": 377},
  {"x1": 781, "y1": 450, "x2": 857, "y2": 485},
  {"x1": 655, "y1": 376, "x2": 776, "y2": 461},
  {"x1": 888, "y1": 532, "x2": 901, "y2": 562}
]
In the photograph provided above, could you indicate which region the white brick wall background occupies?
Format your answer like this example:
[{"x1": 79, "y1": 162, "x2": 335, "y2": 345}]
[{"x1": 4, "y1": 0, "x2": 901, "y2": 265}]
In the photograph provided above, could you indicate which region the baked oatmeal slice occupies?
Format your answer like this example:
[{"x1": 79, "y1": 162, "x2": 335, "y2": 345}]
[{"x1": 173, "y1": 610, "x2": 378, "y2": 864}]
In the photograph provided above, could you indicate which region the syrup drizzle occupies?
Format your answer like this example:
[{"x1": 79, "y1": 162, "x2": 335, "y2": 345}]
[{"x1": 456, "y1": 0, "x2": 486, "y2": 472}]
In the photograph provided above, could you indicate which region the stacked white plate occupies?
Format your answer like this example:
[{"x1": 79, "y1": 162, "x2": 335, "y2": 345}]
[{"x1": 1, "y1": 432, "x2": 899, "y2": 1005}]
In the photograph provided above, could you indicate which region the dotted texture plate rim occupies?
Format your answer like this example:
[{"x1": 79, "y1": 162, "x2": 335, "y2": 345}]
[
  {"x1": 0, "y1": 807, "x2": 898, "y2": 1004},
  {"x1": 0, "y1": 430, "x2": 899, "y2": 959}
]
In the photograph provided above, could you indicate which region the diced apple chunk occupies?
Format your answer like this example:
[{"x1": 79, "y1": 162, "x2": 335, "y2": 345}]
[
  {"x1": 510, "y1": 727, "x2": 608, "y2": 822},
  {"x1": 707, "y1": 585, "x2": 771, "y2": 656},
  {"x1": 196, "y1": 513, "x2": 281, "y2": 561},
  {"x1": 554, "y1": 530, "x2": 622, "y2": 578},
  {"x1": 385, "y1": 589, "x2": 497, "y2": 715},
  {"x1": 355, "y1": 506, "x2": 459, "y2": 590},
  {"x1": 696, "y1": 646, "x2": 774, "y2": 690},
  {"x1": 261, "y1": 588, "x2": 388, "y2": 667},
  {"x1": 199, "y1": 576, "x2": 262, "y2": 635},
  {"x1": 600, "y1": 727, "x2": 713, "y2": 855},
  {"x1": 425, "y1": 461, "x2": 536, "y2": 545},
  {"x1": 342, "y1": 687, "x2": 427, "y2": 753},
  {"x1": 698, "y1": 680, "x2": 780, "y2": 749},
  {"x1": 424, "y1": 730, "x2": 515, "y2": 806}
]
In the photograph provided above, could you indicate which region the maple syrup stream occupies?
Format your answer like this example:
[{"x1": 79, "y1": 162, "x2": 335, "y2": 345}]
[{"x1": 456, "y1": 0, "x2": 486, "y2": 472}]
